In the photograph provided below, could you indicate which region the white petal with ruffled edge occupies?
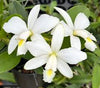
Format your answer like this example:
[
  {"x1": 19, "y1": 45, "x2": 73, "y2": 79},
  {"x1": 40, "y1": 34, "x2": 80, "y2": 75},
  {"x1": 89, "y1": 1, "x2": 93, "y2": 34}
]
[
  {"x1": 32, "y1": 14, "x2": 59, "y2": 33},
  {"x1": 51, "y1": 23, "x2": 64, "y2": 52},
  {"x1": 57, "y1": 58, "x2": 73, "y2": 78},
  {"x1": 58, "y1": 47, "x2": 87, "y2": 64},
  {"x1": 24, "y1": 55, "x2": 48, "y2": 70},
  {"x1": 28, "y1": 5, "x2": 40, "y2": 30},
  {"x1": 3, "y1": 17, "x2": 27, "y2": 34},
  {"x1": 43, "y1": 69, "x2": 55, "y2": 83},
  {"x1": 26, "y1": 40, "x2": 51, "y2": 57},
  {"x1": 70, "y1": 35, "x2": 81, "y2": 50},
  {"x1": 74, "y1": 13, "x2": 90, "y2": 30},
  {"x1": 54, "y1": 7, "x2": 74, "y2": 28},
  {"x1": 8, "y1": 35, "x2": 18, "y2": 54}
]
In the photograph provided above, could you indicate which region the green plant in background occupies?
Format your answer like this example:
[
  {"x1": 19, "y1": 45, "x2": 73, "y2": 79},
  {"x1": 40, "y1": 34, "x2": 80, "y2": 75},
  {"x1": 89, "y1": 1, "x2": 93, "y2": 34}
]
[{"x1": 0, "y1": 0, "x2": 100, "y2": 88}]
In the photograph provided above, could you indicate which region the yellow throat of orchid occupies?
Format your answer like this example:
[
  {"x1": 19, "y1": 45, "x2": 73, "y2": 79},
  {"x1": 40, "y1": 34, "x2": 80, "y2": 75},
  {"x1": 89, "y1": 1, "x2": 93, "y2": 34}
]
[
  {"x1": 73, "y1": 30, "x2": 77, "y2": 36},
  {"x1": 29, "y1": 30, "x2": 33, "y2": 36},
  {"x1": 50, "y1": 52, "x2": 57, "y2": 57},
  {"x1": 86, "y1": 37, "x2": 92, "y2": 42},
  {"x1": 18, "y1": 31, "x2": 33, "y2": 47},
  {"x1": 18, "y1": 39, "x2": 25, "y2": 47},
  {"x1": 46, "y1": 69, "x2": 53, "y2": 77}
]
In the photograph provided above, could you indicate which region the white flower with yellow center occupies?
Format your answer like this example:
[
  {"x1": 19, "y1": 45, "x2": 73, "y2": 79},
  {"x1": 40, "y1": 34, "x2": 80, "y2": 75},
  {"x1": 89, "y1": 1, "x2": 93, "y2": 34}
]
[
  {"x1": 54, "y1": 7, "x2": 97, "y2": 51},
  {"x1": 3, "y1": 5, "x2": 59, "y2": 55},
  {"x1": 24, "y1": 23, "x2": 87, "y2": 83}
]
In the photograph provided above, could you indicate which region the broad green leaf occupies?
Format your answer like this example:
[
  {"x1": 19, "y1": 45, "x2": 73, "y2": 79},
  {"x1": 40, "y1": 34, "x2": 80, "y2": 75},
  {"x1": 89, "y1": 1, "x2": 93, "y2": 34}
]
[
  {"x1": 0, "y1": 72, "x2": 16, "y2": 83},
  {"x1": 79, "y1": 52, "x2": 99, "y2": 73},
  {"x1": 0, "y1": 29, "x2": 7, "y2": 38},
  {"x1": 8, "y1": 1, "x2": 28, "y2": 21},
  {"x1": 67, "y1": 4, "x2": 91, "y2": 22},
  {"x1": 0, "y1": 14, "x2": 3, "y2": 29},
  {"x1": 94, "y1": 47, "x2": 100, "y2": 57},
  {"x1": 86, "y1": 52, "x2": 98, "y2": 66},
  {"x1": 0, "y1": 0, "x2": 3, "y2": 29},
  {"x1": 0, "y1": 52, "x2": 21, "y2": 73},
  {"x1": 67, "y1": 84, "x2": 81, "y2": 88},
  {"x1": 54, "y1": 74, "x2": 66, "y2": 85},
  {"x1": 69, "y1": 74, "x2": 91, "y2": 84},
  {"x1": 0, "y1": 42, "x2": 6, "y2": 51},
  {"x1": 92, "y1": 64, "x2": 100, "y2": 88},
  {"x1": 0, "y1": 0, "x2": 3, "y2": 13}
]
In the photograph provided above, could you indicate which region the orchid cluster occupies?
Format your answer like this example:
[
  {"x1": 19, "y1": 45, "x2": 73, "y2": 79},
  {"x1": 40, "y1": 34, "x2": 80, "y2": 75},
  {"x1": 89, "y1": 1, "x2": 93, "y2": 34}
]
[{"x1": 3, "y1": 5, "x2": 97, "y2": 83}]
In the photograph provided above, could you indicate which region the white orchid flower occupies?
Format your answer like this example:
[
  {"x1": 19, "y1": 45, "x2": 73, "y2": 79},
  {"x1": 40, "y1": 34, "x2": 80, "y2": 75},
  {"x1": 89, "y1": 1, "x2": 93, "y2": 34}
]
[
  {"x1": 24, "y1": 23, "x2": 87, "y2": 83},
  {"x1": 3, "y1": 5, "x2": 59, "y2": 55},
  {"x1": 54, "y1": 7, "x2": 97, "y2": 51}
]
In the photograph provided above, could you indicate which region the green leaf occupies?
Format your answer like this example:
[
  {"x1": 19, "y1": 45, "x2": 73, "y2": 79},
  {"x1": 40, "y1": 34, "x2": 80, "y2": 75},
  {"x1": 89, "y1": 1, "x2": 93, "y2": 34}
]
[
  {"x1": 0, "y1": 29, "x2": 7, "y2": 38},
  {"x1": 0, "y1": 52, "x2": 21, "y2": 73},
  {"x1": 34, "y1": 67, "x2": 43, "y2": 74},
  {"x1": 67, "y1": 4, "x2": 90, "y2": 22},
  {"x1": 49, "y1": 1, "x2": 57, "y2": 15},
  {"x1": 92, "y1": 64, "x2": 100, "y2": 88},
  {"x1": 0, "y1": 72, "x2": 16, "y2": 83},
  {"x1": 0, "y1": 0, "x2": 3, "y2": 13},
  {"x1": 0, "y1": 0, "x2": 3, "y2": 29},
  {"x1": 94, "y1": 47, "x2": 100, "y2": 57},
  {"x1": 8, "y1": 1, "x2": 28, "y2": 21},
  {"x1": 54, "y1": 74, "x2": 66, "y2": 85},
  {"x1": 22, "y1": 51, "x2": 33, "y2": 60},
  {"x1": 0, "y1": 42, "x2": 5, "y2": 50},
  {"x1": 62, "y1": 37, "x2": 70, "y2": 49},
  {"x1": 69, "y1": 74, "x2": 91, "y2": 84},
  {"x1": 87, "y1": 52, "x2": 98, "y2": 66},
  {"x1": 67, "y1": 84, "x2": 81, "y2": 88}
]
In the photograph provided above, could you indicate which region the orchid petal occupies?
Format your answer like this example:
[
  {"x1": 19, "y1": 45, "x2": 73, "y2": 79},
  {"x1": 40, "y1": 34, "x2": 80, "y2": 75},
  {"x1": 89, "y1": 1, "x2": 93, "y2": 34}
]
[
  {"x1": 89, "y1": 34, "x2": 97, "y2": 41},
  {"x1": 31, "y1": 34, "x2": 45, "y2": 42},
  {"x1": 24, "y1": 55, "x2": 48, "y2": 70},
  {"x1": 74, "y1": 13, "x2": 90, "y2": 30},
  {"x1": 19, "y1": 31, "x2": 31, "y2": 40},
  {"x1": 43, "y1": 69, "x2": 55, "y2": 83},
  {"x1": 26, "y1": 40, "x2": 51, "y2": 57},
  {"x1": 17, "y1": 42, "x2": 27, "y2": 56},
  {"x1": 74, "y1": 29, "x2": 96, "y2": 41},
  {"x1": 32, "y1": 14, "x2": 59, "y2": 33},
  {"x1": 54, "y1": 7, "x2": 74, "y2": 28},
  {"x1": 3, "y1": 17, "x2": 27, "y2": 34},
  {"x1": 51, "y1": 23, "x2": 64, "y2": 52},
  {"x1": 61, "y1": 21, "x2": 72, "y2": 36},
  {"x1": 8, "y1": 35, "x2": 18, "y2": 54},
  {"x1": 85, "y1": 41, "x2": 97, "y2": 51},
  {"x1": 28, "y1": 5, "x2": 40, "y2": 30},
  {"x1": 70, "y1": 35, "x2": 81, "y2": 50},
  {"x1": 74, "y1": 29, "x2": 89, "y2": 39},
  {"x1": 45, "y1": 54, "x2": 57, "y2": 71},
  {"x1": 57, "y1": 58, "x2": 73, "y2": 78},
  {"x1": 58, "y1": 47, "x2": 87, "y2": 64}
]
